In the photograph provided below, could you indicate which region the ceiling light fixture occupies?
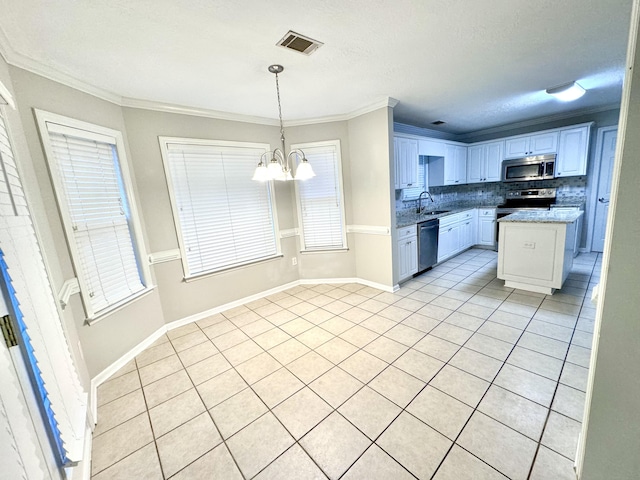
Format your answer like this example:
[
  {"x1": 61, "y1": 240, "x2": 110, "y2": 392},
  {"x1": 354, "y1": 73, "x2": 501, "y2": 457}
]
[
  {"x1": 252, "y1": 65, "x2": 315, "y2": 182},
  {"x1": 546, "y1": 81, "x2": 586, "y2": 102}
]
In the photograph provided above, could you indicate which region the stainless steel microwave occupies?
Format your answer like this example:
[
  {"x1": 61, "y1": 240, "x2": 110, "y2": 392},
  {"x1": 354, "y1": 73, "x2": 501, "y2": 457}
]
[{"x1": 501, "y1": 154, "x2": 556, "y2": 182}]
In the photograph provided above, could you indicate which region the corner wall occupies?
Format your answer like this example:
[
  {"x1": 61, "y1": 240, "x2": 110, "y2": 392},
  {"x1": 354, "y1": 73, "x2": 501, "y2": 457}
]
[
  {"x1": 580, "y1": 1, "x2": 640, "y2": 477},
  {"x1": 9, "y1": 67, "x2": 166, "y2": 377},
  {"x1": 347, "y1": 107, "x2": 396, "y2": 288}
]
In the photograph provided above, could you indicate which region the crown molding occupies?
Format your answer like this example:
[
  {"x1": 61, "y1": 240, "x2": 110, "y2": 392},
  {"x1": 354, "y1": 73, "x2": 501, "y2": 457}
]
[
  {"x1": 0, "y1": 29, "x2": 399, "y2": 128},
  {"x1": 456, "y1": 103, "x2": 621, "y2": 141},
  {"x1": 120, "y1": 96, "x2": 281, "y2": 126},
  {"x1": 285, "y1": 97, "x2": 400, "y2": 126},
  {"x1": 0, "y1": 28, "x2": 123, "y2": 105}
]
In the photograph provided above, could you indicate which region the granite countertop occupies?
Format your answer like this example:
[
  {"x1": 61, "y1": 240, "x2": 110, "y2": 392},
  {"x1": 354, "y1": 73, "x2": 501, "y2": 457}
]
[
  {"x1": 498, "y1": 210, "x2": 584, "y2": 224},
  {"x1": 396, "y1": 204, "x2": 501, "y2": 228}
]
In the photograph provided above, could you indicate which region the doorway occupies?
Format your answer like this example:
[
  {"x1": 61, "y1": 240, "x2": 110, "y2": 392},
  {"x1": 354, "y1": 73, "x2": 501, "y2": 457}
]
[{"x1": 590, "y1": 127, "x2": 618, "y2": 252}]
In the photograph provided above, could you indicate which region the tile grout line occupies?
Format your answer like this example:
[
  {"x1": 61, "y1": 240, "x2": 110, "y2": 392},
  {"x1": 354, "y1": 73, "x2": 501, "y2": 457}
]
[
  {"x1": 92, "y1": 248, "x2": 596, "y2": 479},
  {"x1": 525, "y1": 253, "x2": 599, "y2": 479}
]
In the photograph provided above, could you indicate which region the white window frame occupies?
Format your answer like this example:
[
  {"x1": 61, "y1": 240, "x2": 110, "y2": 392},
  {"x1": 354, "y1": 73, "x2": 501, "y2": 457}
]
[
  {"x1": 159, "y1": 137, "x2": 282, "y2": 279},
  {"x1": 292, "y1": 139, "x2": 348, "y2": 252},
  {"x1": 35, "y1": 110, "x2": 151, "y2": 322}
]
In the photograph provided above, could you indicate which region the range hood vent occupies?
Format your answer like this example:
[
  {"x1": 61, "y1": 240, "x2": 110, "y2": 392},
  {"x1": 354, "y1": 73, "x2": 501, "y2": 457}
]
[{"x1": 277, "y1": 31, "x2": 323, "y2": 55}]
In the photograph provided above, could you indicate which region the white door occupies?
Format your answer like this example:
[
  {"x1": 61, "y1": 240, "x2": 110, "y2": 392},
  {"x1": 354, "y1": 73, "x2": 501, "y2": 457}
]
[
  {"x1": 592, "y1": 128, "x2": 618, "y2": 252},
  {"x1": 0, "y1": 315, "x2": 53, "y2": 480}
]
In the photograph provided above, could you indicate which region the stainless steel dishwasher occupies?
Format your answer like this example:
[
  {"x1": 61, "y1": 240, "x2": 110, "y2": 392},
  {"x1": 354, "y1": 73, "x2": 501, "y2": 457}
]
[{"x1": 418, "y1": 218, "x2": 439, "y2": 273}]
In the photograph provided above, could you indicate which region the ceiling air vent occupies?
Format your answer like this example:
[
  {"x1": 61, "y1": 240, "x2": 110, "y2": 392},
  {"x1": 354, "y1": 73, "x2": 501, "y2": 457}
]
[
  {"x1": 277, "y1": 31, "x2": 323, "y2": 55},
  {"x1": 431, "y1": 120, "x2": 446, "y2": 125}
]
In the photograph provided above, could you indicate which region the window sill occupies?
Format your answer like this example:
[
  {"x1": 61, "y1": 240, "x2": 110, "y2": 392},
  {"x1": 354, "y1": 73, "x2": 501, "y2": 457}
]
[
  {"x1": 300, "y1": 247, "x2": 350, "y2": 254},
  {"x1": 85, "y1": 286, "x2": 156, "y2": 326},
  {"x1": 183, "y1": 254, "x2": 284, "y2": 283}
]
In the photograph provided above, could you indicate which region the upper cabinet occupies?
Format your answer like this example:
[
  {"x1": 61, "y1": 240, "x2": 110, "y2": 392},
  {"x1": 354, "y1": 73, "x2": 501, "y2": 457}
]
[
  {"x1": 467, "y1": 140, "x2": 504, "y2": 184},
  {"x1": 556, "y1": 125, "x2": 590, "y2": 177},
  {"x1": 394, "y1": 136, "x2": 419, "y2": 189},
  {"x1": 429, "y1": 143, "x2": 467, "y2": 186},
  {"x1": 418, "y1": 139, "x2": 446, "y2": 157},
  {"x1": 504, "y1": 131, "x2": 559, "y2": 158}
]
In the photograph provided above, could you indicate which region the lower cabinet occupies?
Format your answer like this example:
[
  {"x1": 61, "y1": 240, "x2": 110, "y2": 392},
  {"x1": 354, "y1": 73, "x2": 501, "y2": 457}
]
[
  {"x1": 437, "y1": 209, "x2": 476, "y2": 263},
  {"x1": 396, "y1": 225, "x2": 418, "y2": 281},
  {"x1": 477, "y1": 208, "x2": 497, "y2": 247},
  {"x1": 437, "y1": 223, "x2": 461, "y2": 263}
]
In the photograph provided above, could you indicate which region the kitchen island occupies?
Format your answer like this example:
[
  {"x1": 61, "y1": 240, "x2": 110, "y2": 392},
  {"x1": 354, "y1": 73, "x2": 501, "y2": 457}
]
[{"x1": 497, "y1": 209, "x2": 583, "y2": 294}]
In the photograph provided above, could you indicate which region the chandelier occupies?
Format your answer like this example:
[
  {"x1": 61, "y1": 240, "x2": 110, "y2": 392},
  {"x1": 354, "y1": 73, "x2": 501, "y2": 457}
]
[{"x1": 252, "y1": 65, "x2": 315, "y2": 182}]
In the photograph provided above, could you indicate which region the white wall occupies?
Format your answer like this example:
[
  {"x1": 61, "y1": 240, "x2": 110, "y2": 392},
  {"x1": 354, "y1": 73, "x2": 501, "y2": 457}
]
[{"x1": 580, "y1": 2, "x2": 640, "y2": 478}]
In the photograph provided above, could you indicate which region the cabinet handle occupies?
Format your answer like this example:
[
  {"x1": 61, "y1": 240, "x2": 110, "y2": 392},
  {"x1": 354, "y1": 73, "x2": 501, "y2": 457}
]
[
  {"x1": 465, "y1": 222, "x2": 470, "y2": 225},
  {"x1": 448, "y1": 228, "x2": 452, "y2": 232},
  {"x1": 407, "y1": 183, "x2": 413, "y2": 186}
]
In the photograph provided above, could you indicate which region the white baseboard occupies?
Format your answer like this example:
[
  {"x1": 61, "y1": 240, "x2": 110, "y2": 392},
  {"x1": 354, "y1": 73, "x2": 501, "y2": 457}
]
[
  {"x1": 165, "y1": 280, "x2": 300, "y2": 332},
  {"x1": 89, "y1": 275, "x2": 394, "y2": 424},
  {"x1": 90, "y1": 326, "x2": 167, "y2": 422}
]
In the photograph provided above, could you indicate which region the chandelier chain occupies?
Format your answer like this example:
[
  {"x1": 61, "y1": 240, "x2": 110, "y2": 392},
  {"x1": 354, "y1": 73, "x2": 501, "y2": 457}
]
[{"x1": 274, "y1": 72, "x2": 286, "y2": 150}]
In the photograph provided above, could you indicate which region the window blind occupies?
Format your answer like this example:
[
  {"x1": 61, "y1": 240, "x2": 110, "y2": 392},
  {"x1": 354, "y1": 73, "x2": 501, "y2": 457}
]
[
  {"x1": 45, "y1": 124, "x2": 144, "y2": 316},
  {"x1": 294, "y1": 141, "x2": 346, "y2": 250},
  {"x1": 163, "y1": 141, "x2": 277, "y2": 276}
]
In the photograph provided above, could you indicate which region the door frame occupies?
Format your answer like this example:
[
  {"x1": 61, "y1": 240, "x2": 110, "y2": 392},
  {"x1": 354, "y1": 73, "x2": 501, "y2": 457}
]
[{"x1": 586, "y1": 125, "x2": 618, "y2": 252}]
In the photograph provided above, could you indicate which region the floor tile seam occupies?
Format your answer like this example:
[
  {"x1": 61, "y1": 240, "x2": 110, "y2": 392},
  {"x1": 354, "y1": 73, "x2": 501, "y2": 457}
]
[
  {"x1": 91, "y1": 398, "x2": 151, "y2": 440},
  {"x1": 525, "y1": 288, "x2": 591, "y2": 480},
  {"x1": 172, "y1": 342, "x2": 248, "y2": 480},
  {"x1": 132, "y1": 361, "x2": 168, "y2": 479},
  {"x1": 336, "y1": 442, "x2": 420, "y2": 480},
  {"x1": 94, "y1": 377, "x2": 146, "y2": 411},
  {"x1": 89, "y1": 438, "x2": 157, "y2": 478},
  {"x1": 428, "y1": 300, "x2": 543, "y2": 479},
  {"x1": 135, "y1": 345, "x2": 179, "y2": 371},
  {"x1": 170, "y1": 336, "x2": 212, "y2": 355}
]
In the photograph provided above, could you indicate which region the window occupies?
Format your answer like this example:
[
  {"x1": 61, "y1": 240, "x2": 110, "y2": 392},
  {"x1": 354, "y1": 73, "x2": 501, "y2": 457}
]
[
  {"x1": 293, "y1": 140, "x2": 347, "y2": 251},
  {"x1": 159, "y1": 138, "x2": 279, "y2": 277},
  {"x1": 36, "y1": 111, "x2": 149, "y2": 320}
]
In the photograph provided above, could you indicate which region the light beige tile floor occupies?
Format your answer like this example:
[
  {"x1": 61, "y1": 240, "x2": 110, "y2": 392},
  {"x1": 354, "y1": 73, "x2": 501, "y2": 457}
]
[{"x1": 91, "y1": 248, "x2": 600, "y2": 479}]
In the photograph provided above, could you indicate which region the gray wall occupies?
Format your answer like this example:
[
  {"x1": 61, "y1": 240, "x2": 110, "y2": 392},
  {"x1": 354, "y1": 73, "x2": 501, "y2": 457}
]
[
  {"x1": 285, "y1": 121, "x2": 357, "y2": 280},
  {"x1": 121, "y1": 107, "x2": 300, "y2": 323},
  {"x1": 581, "y1": 2, "x2": 640, "y2": 477},
  {"x1": 7, "y1": 66, "x2": 166, "y2": 378},
  {"x1": 5, "y1": 65, "x2": 396, "y2": 377},
  {"x1": 348, "y1": 107, "x2": 396, "y2": 287}
]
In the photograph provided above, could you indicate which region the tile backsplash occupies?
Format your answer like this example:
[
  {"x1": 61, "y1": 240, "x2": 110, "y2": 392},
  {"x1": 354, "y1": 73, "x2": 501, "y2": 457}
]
[{"x1": 396, "y1": 176, "x2": 587, "y2": 212}]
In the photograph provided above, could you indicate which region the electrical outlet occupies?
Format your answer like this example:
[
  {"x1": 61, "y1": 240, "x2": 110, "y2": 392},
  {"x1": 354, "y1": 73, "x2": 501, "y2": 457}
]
[
  {"x1": 292, "y1": 257, "x2": 297, "y2": 266},
  {"x1": 523, "y1": 242, "x2": 536, "y2": 249}
]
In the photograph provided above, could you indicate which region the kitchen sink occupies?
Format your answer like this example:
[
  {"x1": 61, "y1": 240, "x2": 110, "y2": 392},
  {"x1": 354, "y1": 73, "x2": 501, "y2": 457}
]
[{"x1": 421, "y1": 210, "x2": 450, "y2": 216}]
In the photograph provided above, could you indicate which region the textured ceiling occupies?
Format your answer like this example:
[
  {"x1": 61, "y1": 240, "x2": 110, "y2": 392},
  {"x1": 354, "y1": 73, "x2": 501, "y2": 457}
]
[{"x1": 0, "y1": 0, "x2": 633, "y2": 133}]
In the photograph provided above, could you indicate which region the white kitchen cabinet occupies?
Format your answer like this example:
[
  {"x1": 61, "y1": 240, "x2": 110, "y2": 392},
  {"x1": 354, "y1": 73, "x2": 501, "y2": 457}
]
[
  {"x1": 418, "y1": 138, "x2": 446, "y2": 157},
  {"x1": 467, "y1": 141, "x2": 504, "y2": 183},
  {"x1": 396, "y1": 225, "x2": 418, "y2": 281},
  {"x1": 437, "y1": 223, "x2": 460, "y2": 263},
  {"x1": 497, "y1": 214, "x2": 582, "y2": 294},
  {"x1": 394, "y1": 136, "x2": 419, "y2": 189},
  {"x1": 556, "y1": 125, "x2": 590, "y2": 177},
  {"x1": 437, "y1": 209, "x2": 475, "y2": 263},
  {"x1": 478, "y1": 208, "x2": 497, "y2": 247},
  {"x1": 504, "y1": 131, "x2": 558, "y2": 158},
  {"x1": 429, "y1": 143, "x2": 467, "y2": 186}
]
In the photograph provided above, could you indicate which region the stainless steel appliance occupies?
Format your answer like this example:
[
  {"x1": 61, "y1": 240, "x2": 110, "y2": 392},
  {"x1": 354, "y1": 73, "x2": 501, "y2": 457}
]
[
  {"x1": 496, "y1": 188, "x2": 557, "y2": 244},
  {"x1": 502, "y1": 154, "x2": 556, "y2": 182},
  {"x1": 417, "y1": 218, "x2": 439, "y2": 273}
]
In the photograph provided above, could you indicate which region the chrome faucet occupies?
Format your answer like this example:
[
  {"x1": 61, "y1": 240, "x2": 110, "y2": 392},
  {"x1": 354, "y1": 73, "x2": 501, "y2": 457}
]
[{"x1": 417, "y1": 191, "x2": 434, "y2": 214}]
